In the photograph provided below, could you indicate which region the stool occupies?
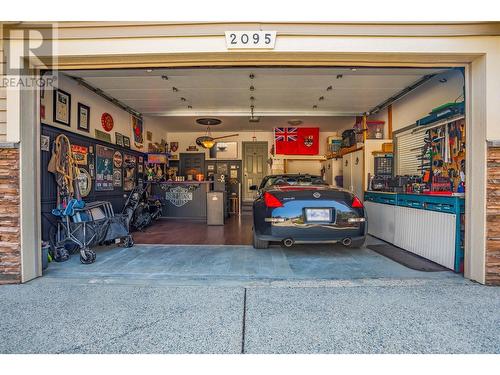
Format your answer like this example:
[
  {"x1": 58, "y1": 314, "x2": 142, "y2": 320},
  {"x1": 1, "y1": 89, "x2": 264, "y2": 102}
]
[{"x1": 229, "y1": 196, "x2": 239, "y2": 215}]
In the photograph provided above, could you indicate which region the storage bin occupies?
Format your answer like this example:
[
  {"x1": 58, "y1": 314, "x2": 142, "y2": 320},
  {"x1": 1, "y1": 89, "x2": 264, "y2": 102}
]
[{"x1": 41, "y1": 242, "x2": 50, "y2": 270}]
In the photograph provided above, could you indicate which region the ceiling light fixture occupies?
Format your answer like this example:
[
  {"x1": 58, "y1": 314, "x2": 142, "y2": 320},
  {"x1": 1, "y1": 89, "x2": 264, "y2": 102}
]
[
  {"x1": 196, "y1": 118, "x2": 222, "y2": 126},
  {"x1": 287, "y1": 119, "x2": 303, "y2": 126},
  {"x1": 351, "y1": 68, "x2": 357, "y2": 72},
  {"x1": 172, "y1": 87, "x2": 178, "y2": 92},
  {"x1": 146, "y1": 69, "x2": 153, "y2": 73},
  {"x1": 180, "y1": 97, "x2": 186, "y2": 102},
  {"x1": 249, "y1": 73, "x2": 255, "y2": 79},
  {"x1": 188, "y1": 105, "x2": 192, "y2": 109},
  {"x1": 336, "y1": 74, "x2": 343, "y2": 79},
  {"x1": 250, "y1": 85, "x2": 255, "y2": 91},
  {"x1": 319, "y1": 96, "x2": 325, "y2": 101},
  {"x1": 313, "y1": 105, "x2": 318, "y2": 109},
  {"x1": 439, "y1": 78, "x2": 448, "y2": 83},
  {"x1": 161, "y1": 75, "x2": 168, "y2": 80},
  {"x1": 326, "y1": 86, "x2": 333, "y2": 91}
]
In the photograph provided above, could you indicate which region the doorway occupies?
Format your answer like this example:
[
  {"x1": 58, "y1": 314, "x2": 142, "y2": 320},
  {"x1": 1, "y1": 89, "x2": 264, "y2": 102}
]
[{"x1": 242, "y1": 141, "x2": 268, "y2": 202}]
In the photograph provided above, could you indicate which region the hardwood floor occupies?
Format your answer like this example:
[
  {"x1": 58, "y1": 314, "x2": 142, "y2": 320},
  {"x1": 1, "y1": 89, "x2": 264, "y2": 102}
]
[{"x1": 133, "y1": 214, "x2": 253, "y2": 245}]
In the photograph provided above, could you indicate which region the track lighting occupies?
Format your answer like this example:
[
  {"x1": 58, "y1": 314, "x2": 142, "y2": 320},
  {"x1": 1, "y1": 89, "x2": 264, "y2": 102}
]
[
  {"x1": 336, "y1": 74, "x2": 343, "y2": 79},
  {"x1": 249, "y1": 73, "x2": 255, "y2": 79},
  {"x1": 326, "y1": 86, "x2": 333, "y2": 91},
  {"x1": 250, "y1": 85, "x2": 255, "y2": 91},
  {"x1": 172, "y1": 87, "x2": 178, "y2": 92},
  {"x1": 161, "y1": 75, "x2": 168, "y2": 80}
]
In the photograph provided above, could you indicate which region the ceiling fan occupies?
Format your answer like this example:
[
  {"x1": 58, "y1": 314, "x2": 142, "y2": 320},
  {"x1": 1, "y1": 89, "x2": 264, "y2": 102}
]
[
  {"x1": 194, "y1": 119, "x2": 238, "y2": 149},
  {"x1": 196, "y1": 131, "x2": 239, "y2": 149}
]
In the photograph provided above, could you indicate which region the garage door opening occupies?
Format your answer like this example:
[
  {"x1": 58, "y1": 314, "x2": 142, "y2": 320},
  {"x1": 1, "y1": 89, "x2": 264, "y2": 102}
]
[{"x1": 39, "y1": 66, "x2": 467, "y2": 275}]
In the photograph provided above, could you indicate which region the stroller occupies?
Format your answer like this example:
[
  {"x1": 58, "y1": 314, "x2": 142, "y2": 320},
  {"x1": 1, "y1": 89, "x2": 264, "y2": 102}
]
[
  {"x1": 50, "y1": 199, "x2": 134, "y2": 264},
  {"x1": 122, "y1": 182, "x2": 162, "y2": 232}
]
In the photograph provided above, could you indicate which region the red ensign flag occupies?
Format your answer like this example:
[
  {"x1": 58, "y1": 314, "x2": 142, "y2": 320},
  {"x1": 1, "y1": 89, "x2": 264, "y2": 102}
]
[{"x1": 274, "y1": 127, "x2": 319, "y2": 155}]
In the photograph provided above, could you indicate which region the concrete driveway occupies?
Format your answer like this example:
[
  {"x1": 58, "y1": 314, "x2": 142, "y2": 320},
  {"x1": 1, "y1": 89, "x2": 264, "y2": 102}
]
[
  {"x1": 1, "y1": 278, "x2": 499, "y2": 353},
  {"x1": 1, "y1": 239, "x2": 499, "y2": 353}
]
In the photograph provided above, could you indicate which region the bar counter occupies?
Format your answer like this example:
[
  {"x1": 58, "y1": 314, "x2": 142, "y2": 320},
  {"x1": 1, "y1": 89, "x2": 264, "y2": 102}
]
[{"x1": 150, "y1": 181, "x2": 213, "y2": 220}]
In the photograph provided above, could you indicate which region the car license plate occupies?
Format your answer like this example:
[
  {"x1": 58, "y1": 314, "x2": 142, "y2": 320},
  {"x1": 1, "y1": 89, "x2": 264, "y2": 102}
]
[{"x1": 305, "y1": 208, "x2": 331, "y2": 222}]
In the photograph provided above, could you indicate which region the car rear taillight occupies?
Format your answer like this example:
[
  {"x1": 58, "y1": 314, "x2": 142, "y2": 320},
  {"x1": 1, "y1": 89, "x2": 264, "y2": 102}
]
[
  {"x1": 351, "y1": 196, "x2": 364, "y2": 208},
  {"x1": 264, "y1": 192, "x2": 283, "y2": 208}
]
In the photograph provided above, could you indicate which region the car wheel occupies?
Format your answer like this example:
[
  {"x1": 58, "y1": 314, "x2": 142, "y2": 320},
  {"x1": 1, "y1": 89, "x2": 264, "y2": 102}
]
[
  {"x1": 252, "y1": 230, "x2": 269, "y2": 249},
  {"x1": 350, "y1": 238, "x2": 365, "y2": 248}
]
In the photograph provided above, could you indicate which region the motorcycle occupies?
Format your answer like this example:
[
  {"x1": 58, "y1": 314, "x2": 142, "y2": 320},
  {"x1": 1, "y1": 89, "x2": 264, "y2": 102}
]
[{"x1": 123, "y1": 182, "x2": 162, "y2": 232}]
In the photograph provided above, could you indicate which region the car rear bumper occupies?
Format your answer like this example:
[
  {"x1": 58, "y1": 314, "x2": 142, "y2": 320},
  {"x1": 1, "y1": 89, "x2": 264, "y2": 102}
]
[{"x1": 255, "y1": 233, "x2": 366, "y2": 244}]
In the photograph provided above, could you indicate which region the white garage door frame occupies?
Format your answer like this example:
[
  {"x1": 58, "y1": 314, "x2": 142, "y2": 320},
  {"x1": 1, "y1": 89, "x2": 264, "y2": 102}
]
[{"x1": 11, "y1": 51, "x2": 486, "y2": 284}]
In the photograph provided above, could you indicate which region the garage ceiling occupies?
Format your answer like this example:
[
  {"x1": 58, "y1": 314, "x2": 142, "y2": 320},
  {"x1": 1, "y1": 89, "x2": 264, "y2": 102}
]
[
  {"x1": 63, "y1": 67, "x2": 448, "y2": 117},
  {"x1": 149, "y1": 115, "x2": 356, "y2": 133}
]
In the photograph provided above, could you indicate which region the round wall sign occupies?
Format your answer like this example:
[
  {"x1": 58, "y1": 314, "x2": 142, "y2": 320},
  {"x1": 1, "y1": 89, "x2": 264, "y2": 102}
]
[
  {"x1": 101, "y1": 112, "x2": 114, "y2": 132},
  {"x1": 113, "y1": 151, "x2": 123, "y2": 168},
  {"x1": 76, "y1": 168, "x2": 92, "y2": 197}
]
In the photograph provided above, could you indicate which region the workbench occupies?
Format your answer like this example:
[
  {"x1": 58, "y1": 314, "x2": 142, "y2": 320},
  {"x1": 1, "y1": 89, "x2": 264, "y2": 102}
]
[{"x1": 364, "y1": 191, "x2": 465, "y2": 272}]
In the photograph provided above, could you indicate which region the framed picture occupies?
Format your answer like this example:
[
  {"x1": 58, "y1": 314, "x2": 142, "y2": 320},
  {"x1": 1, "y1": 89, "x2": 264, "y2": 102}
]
[
  {"x1": 95, "y1": 145, "x2": 115, "y2": 191},
  {"x1": 215, "y1": 141, "x2": 238, "y2": 159},
  {"x1": 123, "y1": 154, "x2": 137, "y2": 191},
  {"x1": 40, "y1": 135, "x2": 50, "y2": 152},
  {"x1": 95, "y1": 129, "x2": 111, "y2": 143},
  {"x1": 115, "y1": 132, "x2": 124, "y2": 147},
  {"x1": 146, "y1": 131, "x2": 152, "y2": 141},
  {"x1": 53, "y1": 89, "x2": 71, "y2": 126},
  {"x1": 132, "y1": 116, "x2": 143, "y2": 144},
  {"x1": 77, "y1": 103, "x2": 90, "y2": 132},
  {"x1": 123, "y1": 136, "x2": 131, "y2": 149}
]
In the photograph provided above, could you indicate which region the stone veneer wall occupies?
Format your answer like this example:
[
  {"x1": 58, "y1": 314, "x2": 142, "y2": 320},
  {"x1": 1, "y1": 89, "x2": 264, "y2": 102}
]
[
  {"x1": 0, "y1": 145, "x2": 21, "y2": 284},
  {"x1": 486, "y1": 145, "x2": 500, "y2": 285}
]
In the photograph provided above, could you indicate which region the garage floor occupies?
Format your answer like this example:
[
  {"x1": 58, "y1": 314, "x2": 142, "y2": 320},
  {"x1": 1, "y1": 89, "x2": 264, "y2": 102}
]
[
  {"x1": 133, "y1": 215, "x2": 253, "y2": 245},
  {"x1": 42, "y1": 236, "x2": 460, "y2": 286}
]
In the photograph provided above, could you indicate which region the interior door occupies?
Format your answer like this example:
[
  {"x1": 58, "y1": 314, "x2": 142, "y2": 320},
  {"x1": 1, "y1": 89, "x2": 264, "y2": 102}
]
[{"x1": 243, "y1": 142, "x2": 268, "y2": 201}]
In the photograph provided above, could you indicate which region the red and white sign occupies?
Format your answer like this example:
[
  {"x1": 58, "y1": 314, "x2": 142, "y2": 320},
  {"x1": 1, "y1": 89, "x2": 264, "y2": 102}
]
[
  {"x1": 101, "y1": 112, "x2": 114, "y2": 132},
  {"x1": 71, "y1": 144, "x2": 88, "y2": 165},
  {"x1": 274, "y1": 127, "x2": 319, "y2": 155}
]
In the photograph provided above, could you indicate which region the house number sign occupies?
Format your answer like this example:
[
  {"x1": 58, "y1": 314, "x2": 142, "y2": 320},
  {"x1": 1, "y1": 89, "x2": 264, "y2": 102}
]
[{"x1": 225, "y1": 31, "x2": 276, "y2": 49}]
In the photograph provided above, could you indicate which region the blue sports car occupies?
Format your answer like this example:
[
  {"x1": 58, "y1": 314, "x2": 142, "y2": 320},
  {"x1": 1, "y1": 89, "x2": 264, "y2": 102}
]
[{"x1": 250, "y1": 174, "x2": 367, "y2": 249}]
